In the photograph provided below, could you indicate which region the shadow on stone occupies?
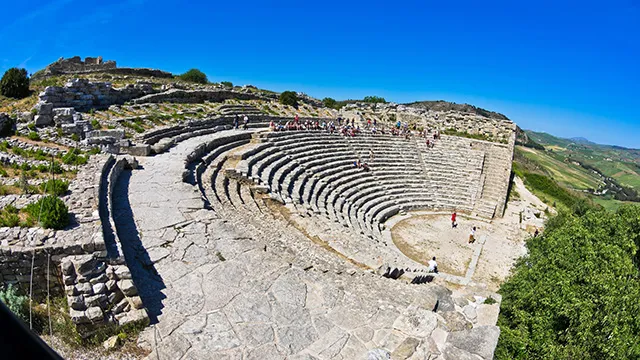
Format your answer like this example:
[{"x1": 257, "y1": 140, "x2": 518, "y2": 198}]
[
  {"x1": 112, "y1": 169, "x2": 166, "y2": 323},
  {"x1": 99, "y1": 158, "x2": 120, "y2": 258}
]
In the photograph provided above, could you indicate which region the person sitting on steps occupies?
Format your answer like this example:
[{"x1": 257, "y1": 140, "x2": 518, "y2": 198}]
[{"x1": 428, "y1": 257, "x2": 438, "y2": 273}]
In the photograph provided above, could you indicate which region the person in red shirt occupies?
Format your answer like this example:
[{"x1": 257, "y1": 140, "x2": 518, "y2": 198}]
[{"x1": 451, "y1": 211, "x2": 457, "y2": 228}]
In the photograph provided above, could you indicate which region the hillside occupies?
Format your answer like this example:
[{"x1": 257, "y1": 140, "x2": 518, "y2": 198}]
[
  {"x1": 405, "y1": 100, "x2": 510, "y2": 120},
  {"x1": 525, "y1": 130, "x2": 640, "y2": 190},
  {"x1": 514, "y1": 130, "x2": 640, "y2": 211}
]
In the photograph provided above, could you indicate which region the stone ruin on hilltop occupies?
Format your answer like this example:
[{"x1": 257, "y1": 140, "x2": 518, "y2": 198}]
[{"x1": 31, "y1": 55, "x2": 173, "y2": 80}]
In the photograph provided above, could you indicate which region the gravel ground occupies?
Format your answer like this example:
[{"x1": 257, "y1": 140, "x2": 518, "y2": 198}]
[{"x1": 42, "y1": 335, "x2": 148, "y2": 360}]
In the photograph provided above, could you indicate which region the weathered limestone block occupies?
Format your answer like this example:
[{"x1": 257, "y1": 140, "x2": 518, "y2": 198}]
[
  {"x1": 117, "y1": 279, "x2": 137, "y2": 296},
  {"x1": 86, "y1": 306, "x2": 104, "y2": 323},
  {"x1": 445, "y1": 326, "x2": 500, "y2": 360}
]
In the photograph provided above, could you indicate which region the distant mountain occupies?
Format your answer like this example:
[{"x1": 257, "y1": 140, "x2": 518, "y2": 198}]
[{"x1": 569, "y1": 137, "x2": 595, "y2": 145}]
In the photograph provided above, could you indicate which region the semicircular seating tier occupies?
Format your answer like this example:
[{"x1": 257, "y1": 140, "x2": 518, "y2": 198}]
[{"x1": 224, "y1": 131, "x2": 512, "y2": 236}]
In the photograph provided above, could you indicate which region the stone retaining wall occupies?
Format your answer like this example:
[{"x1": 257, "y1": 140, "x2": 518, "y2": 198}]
[{"x1": 0, "y1": 155, "x2": 112, "y2": 298}]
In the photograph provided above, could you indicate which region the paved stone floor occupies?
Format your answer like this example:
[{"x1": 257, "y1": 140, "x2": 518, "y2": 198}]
[{"x1": 114, "y1": 130, "x2": 499, "y2": 360}]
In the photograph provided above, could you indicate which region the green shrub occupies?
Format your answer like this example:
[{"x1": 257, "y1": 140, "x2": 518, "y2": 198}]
[
  {"x1": 496, "y1": 205, "x2": 640, "y2": 359},
  {"x1": 279, "y1": 91, "x2": 298, "y2": 108},
  {"x1": 70, "y1": 134, "x2": 80, "y2": 142},
  {"x1": 322, "y1": 97, "x2": 337, "y2": 109},
  {"x1": 0, "y1": 284, "x2": 29, "y2": 323},
  {"x1": 62, "y1": 148, "x2": 87, "y2": 166},
  {"x1": 0, "y1": 68, "x2": 30, "y2": 99},
  {"x1": 221, "y1": 81, "x2": 233, "y2": 88},
  {"x1": 25, "y1": 195, "x2": 69, "y2": 229},
  {"x1": 40, "y1": 179, "x2": 69, "y2": 196},
  {"x1": 0, "y1": 211, "x2": 20, "y2": 227},
  {"x1": 90, "y1": 119, "x2": 102, "y2": 130},
  {"x1": 362, "y1": 96, "x2": 386, "y2": 103},
  {"x1": 178, "y1": 69, "x2": 208, "y2": 84},
  {"x1": 27, "y1": 131, "x2": 40, "y2": 141}
]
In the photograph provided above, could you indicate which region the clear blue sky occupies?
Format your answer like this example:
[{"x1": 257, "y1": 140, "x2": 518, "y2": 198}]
[{"x1": 1, "y1": 0, "x2": 638, "y2": 147}]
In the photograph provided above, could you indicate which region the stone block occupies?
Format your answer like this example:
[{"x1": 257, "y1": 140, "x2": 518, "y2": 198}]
[
  {"x1": 117, "y1": 279, "x2": 137, "y2": 296},
  {"x1": 35, "y1": 102, "x2": 53, "y2": 115},
  {"x1": 127, "y1": 296, "x2": 144, "y2": 310},
  {"x1": 68, "y1": 295, "x2": 85, "y2": 311},
  {"x1": 113, "y1": 266, "x2": 131, "y2": 280},
  {"x1": 34, "y1": 115, "x2": 53, "y2": 126},
  {"x1": 86, "y1": 306, "x2": 104, "y2": 323},
  {"x1": 92, "y1": 282, "x2": 107, "y2": 294},
  {"x1": 70, "y1": 309, "x2": 90, "y2": 324}
]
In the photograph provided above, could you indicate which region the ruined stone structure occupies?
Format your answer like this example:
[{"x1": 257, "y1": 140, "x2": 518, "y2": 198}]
[{"x1": 32, "y1": 56, "x2": 172, "y2": 80}]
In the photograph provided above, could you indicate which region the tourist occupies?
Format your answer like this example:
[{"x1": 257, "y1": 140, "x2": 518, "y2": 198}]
[
  {"x1": 362, "y1": 162, "x2": 370, "y2": 172},
  {"x1": 243, "y1": 115, "x2": 249, "y2": 130},
  {"x1": 294, "y1": 114, "x2": 299, "y2": 123},
  {"x1": 233, "y1": 114, "x2": 239, "y2": 129},
  {"x1": 469, "y1": 226, "x2": 477, "y2": 244},
  {"x1": 269, "y1": 120, "x2": 275, "y2": 130},
  {"x1": 534, "y1": 228, "x2": 539, "y2": 237},
  {"x1": 451, "y1": 212, "x2": 457, "y2": 228},
  {"x1": 428, "y1": 257, "x2": 438, "y2": 273},
  {"x1": 369, "y1": 149, "x2": 374, "y2": 162}
]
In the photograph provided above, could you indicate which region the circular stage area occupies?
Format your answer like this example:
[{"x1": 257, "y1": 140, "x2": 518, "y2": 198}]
[
  {"x1": 390, "y1": 212, "x2": 528, "y2": 289},
  {"x1": 391, "y1": 214, "x2": 477, "y2": 276}
]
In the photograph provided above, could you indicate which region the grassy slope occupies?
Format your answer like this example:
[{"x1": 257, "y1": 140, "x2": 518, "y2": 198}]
[
  {"x1": 525, "y1": 130, "x2": 640, "y2": 191},
  {"x1": 516, "y1": 146, "x2": 600, "y2": 190}
]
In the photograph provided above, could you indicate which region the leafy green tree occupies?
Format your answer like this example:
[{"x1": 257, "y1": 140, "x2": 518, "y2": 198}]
[
  {"x1": 279, "y1": 91, "x2": 298, "y2": 108},
  {"x1": 496, "y1": 205, "x2": 640, "y2": 359},
  {"x1": 362, "y1": 96, "x2": 386, "y2": 103},
  {"x1": 178, "y1": 69, "x2": 208, "y2": 84},
  {"x1": 0, "y1": 68, "x2": 30, "y2": 99},
  {"x1": 221, "y1": 81, "x2": 233, "y2": 88},
  {"x1": 322, "y1": 97, "x2": 337, "y2": 109}
]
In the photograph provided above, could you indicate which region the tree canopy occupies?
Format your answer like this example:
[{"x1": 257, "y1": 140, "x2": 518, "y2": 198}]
[
  {"x1": 362, "y1": 95, "x2": 386, "y2": 103},
  {"x1": 178, "y1": 69, "x2": 208, "y2": 84},
  {"x1": 496, "y1": 204, "x2": 640, "y2": 359},
  {"x1": 279, "y1": 91, "x2": 298, "y2": 108},
  {"x1": 0, "y1": 68, "x2": 30, "y2": 99}
]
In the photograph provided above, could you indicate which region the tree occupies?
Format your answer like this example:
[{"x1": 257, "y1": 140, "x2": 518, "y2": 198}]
[
  {"x1": 221, "y1": 81, "x2": 233, "y2": 88},
  {"x1": 322, "y1": 97, "x2": 337, "y2": 109},
  {"x1": 0, "y1": 68, "x2": 30, "y2": 99},
  {"x1": 279, "y1": 91, "x2": 298, "y2": 108},
  {"x1": 496, "y1": 205, "x2": 640, "y2": 359},
  {"x1": 178, "y1": 69, "x2": 208, "y2": 84},
  {"x1": 362, "y1": 96, "x2": 386, "y2": 103}
]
